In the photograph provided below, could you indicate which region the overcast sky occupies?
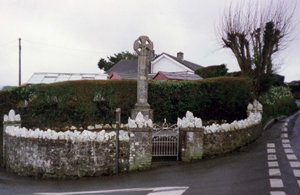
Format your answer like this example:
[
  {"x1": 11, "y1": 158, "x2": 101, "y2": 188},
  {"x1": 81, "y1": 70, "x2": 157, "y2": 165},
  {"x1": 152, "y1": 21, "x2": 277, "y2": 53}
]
[{"x1": 0, "y1": 0, "x2": 299, "y2": 87}]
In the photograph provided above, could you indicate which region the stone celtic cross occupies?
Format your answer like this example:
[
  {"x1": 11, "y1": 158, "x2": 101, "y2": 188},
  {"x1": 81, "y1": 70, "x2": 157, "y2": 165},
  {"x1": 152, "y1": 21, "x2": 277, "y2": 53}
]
[
  {"x1": 131, "y1": 35, "x2": 154, "y2": 120},
  {"x1": 133, "y1": 36, "x2": 153, "y2": 56}
]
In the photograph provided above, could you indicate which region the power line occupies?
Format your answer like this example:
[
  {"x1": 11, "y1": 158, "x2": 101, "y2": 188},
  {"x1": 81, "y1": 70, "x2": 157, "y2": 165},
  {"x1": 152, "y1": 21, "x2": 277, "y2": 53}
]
[{"x1": 0, "y1": 39, "x2": 17, "y2": 48}]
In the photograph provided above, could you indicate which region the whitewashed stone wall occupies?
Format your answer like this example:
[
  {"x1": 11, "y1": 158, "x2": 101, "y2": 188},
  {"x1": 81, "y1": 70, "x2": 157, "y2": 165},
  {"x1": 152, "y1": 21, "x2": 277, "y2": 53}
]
[{"x1": 3, "y1": 111, "x2": 130, "y2": 178}]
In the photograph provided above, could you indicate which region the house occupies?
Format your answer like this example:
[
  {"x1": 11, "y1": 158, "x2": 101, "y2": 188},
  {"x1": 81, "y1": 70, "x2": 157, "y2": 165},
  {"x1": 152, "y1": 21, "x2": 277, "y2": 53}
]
[
  {"x1": 107, "y1": 52, "x2": 203, "y2": 80},
  {"x1": 151, "y1": 52, "x2": 202, "y2": 74},
  {"x1": 107, "y1": 59, "x2": 138, "y2": 80},
  {"x1": 27, "y1": 71, "x2": 108, "y2": 84},
  {"x1": 153, "y1": 71, "x2": 202, "y2": 81}
]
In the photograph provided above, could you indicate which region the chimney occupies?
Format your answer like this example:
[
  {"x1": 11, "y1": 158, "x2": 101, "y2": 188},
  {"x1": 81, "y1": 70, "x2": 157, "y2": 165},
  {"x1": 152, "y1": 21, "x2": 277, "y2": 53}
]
[{"x1": 177, "y1": 52, "x2": 184, "y2": 60}]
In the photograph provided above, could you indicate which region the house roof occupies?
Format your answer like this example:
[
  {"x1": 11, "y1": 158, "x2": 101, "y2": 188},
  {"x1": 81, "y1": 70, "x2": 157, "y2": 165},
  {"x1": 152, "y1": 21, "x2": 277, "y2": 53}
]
[
  {"x1": 153, "y1": 71, "x2": 203, "y2": 81},
  {"x1": 107, "y1": 59, "x2": 138, "y2": 79},
  {"x1": 107, "y1": 52, "x2": 203, "y2": 80},
  {"x1": 27, "y1": 72, "x2": 108, "y2": 84},
  {"x1": 154, "y1": 53, "x2": 203, "y2": 71},
  {"x1": 108, "y1": 71, "x2": 156, "y2": 80}
]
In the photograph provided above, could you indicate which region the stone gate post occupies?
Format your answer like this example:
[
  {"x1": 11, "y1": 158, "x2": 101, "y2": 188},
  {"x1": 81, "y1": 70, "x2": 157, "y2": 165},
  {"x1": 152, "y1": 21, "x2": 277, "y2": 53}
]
[
  {"x1": 180, "y1": 127, "x2": 204, "y2": 162},
  {"x1": 128, "y1": 112, "x2": 153, "y2": 171},
  {"x1": 128, "y1": 127, "x2": 152, "y2": 171}
]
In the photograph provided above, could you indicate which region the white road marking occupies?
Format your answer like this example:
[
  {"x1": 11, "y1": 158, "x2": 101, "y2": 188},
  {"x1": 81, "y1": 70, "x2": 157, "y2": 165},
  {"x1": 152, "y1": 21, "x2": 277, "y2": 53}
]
[
  {"x1": 281, "y1": 133, "x2": 288, "y2": 138},
  {"x1": 34, "y1": 186, "x2": 189, "y2": 195},
  {"x1": 282, "y1": 143, "x2": 291, "y2": 148},
  {"x1": 270, "y1": 191, "x2": 286, "y2": 195},
  {"x1": 268, "y1": 149, "x2": 276, "y2": 153},
  {"x1": 284, "y1": 149, "x2": 294, "y2": 154},
  {"x1": 287, "y1": 154, "x2": 298, "y2": 160},
  {"x1": 293, "y1": 170, "x2": 300, "y2": 177},
  {"x1": 290, "y1": 161, "x2": 300, "y2": 168},
  {"x1": 148, "y1": 187, "x2": 189, "y2": 195},
  {"x1": 267, "y1": 145, "x2": 286, "y2": 194},
  {"x1": 268, "y1": 161, "x2": 279, "y2": 167},
  {"x1": 268, "y1": 154, "x2": 277, "y2": 160},
  {"x1": 269, "y1": 169, "x2": 281, "y2": 176},
  {"x1": 270, "y1": 179, "x2": 284, "y2": 188},
  {"x1": 267, "y1": 143, "x2": 275, "y2": 148},
  {"x1": 282, "y1": 139, "x2": 290, "y2": 143},
  {"x1": 282, "y1": 127, "x2": 287, "y2": 132}
]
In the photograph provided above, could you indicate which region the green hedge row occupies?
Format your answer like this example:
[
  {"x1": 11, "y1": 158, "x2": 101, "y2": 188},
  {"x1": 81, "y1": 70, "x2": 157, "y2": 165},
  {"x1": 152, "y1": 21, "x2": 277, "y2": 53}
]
[
  {"x1": 288, "y1": 81, "x2": 300, "y2": 99},
  {"x1": 195, "y1": 64, "x2": 228, "y2": 78},
  {"x1": 0, "y1": 77, "x2": 253, "y2": 129},
  {"x1": 149, "y1": 77, "x2": 252, "y2": 123},
  {"x1": 259, "y1": 86, "x2": 297, "y2": 123}
]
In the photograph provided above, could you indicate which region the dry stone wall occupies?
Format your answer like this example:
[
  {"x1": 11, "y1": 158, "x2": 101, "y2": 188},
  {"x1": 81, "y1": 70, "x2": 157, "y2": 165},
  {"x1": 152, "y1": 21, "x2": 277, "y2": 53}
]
[
  {"x1": 203, "y1": 124, "x2": 262, "y2": 157},
  {"x1": 5, "y1": 133, "x2": 129, "y2": 178},
  {"x1": 2, "y1": 104, "x2": 265, "y2": 178},
  {"x1": 3, "y1": 111, "x2": 130, "y2": 179}
]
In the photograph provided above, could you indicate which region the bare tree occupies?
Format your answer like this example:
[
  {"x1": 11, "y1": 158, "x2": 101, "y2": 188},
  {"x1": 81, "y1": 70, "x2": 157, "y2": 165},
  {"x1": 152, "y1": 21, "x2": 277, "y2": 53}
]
[{"x1": 219, "y1": 0, "x2": 295, "y2": 94}]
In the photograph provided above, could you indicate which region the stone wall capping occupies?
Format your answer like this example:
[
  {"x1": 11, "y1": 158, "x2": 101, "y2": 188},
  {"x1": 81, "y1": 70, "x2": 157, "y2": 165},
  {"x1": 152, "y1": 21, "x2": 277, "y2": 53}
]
[
  {"x1": 128, "y1": 127, "x2": 152, "y2": 132},
  {"x1": 179, "y1": 127, "x2": 205, "y2": 132}
]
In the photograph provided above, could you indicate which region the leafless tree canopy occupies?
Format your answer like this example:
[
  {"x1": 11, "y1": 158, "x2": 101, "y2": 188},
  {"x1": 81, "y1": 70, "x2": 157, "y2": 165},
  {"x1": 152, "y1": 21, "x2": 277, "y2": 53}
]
[{"x1": 219, "y1": 0, "x2": 295, "y2": 92}]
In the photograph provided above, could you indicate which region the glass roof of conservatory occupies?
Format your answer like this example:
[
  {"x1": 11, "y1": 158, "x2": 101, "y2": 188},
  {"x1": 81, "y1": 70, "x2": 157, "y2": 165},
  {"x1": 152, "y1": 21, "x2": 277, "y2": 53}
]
[{"x1": 27, "y1": 72, "x2": 108, "y2": 84}]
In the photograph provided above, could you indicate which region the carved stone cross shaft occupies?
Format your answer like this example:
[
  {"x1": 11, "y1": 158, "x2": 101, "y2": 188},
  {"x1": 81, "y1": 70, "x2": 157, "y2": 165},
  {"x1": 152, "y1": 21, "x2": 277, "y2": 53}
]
[{"x1": 131, "y1": 35, "x2": 153, "y2": 120}]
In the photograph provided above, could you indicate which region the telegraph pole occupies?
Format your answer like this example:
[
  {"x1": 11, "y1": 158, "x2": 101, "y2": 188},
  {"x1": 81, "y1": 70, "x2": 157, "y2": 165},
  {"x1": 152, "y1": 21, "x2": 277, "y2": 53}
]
[{"x1": 18, "y1": 38, "x2": 21, "y2": 86}]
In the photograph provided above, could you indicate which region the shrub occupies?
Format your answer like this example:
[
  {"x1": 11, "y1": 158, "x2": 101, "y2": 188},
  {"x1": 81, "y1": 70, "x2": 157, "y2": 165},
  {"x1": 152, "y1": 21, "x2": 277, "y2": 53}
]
[
  {"x1": 226, "y1": 71, "x2": 243, "y2": 77},
  {"x1": 195, "y1": 64, "x2": 228, "y2": 78},
  {"x1": 259, "y1": 86, "x2": 297, "y2": 123},
  {"x1": 0, "y1": 77, "x2": 253, "y2": 129},
  {"x1": 288, "y1": 81, "x2": 300, "y2": 99},
  {"x1": 8, "y1": 80, "x2": 137, "y2": 129},
  {"x1": 258, "y1": 74, "x2": 285, "y2": 95},
  {"x1": 150, "y1": 77, "x2": 253, "y2": 123}
]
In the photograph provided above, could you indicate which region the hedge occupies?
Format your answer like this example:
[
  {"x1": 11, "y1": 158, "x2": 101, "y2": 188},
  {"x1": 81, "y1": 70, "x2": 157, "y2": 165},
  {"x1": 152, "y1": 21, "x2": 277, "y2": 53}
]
[
  {"x1": 149, "y1": 77, "x2": 253, "y2": 123},
  {"x1": 288, "y1": 81, "x2": 300, "y2": 99},
  {"x1": 0, "y1": 77, "x2": 253, "y2": 129},
  {"x1": 259, "y1": 86, "x2": 297, "y2": 124},
  {"x1": 195, "y1": 64, "x2": 228, "y2": 78}
]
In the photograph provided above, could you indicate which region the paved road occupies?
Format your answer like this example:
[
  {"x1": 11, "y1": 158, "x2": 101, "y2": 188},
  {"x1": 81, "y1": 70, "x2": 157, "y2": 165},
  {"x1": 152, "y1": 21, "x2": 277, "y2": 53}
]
[
  {"x1": 0, "y1": 102, "x2": 300, "y2": 195},
  {"x1": 296, "y1": 99, "x2": 300, "y2": 108}
]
